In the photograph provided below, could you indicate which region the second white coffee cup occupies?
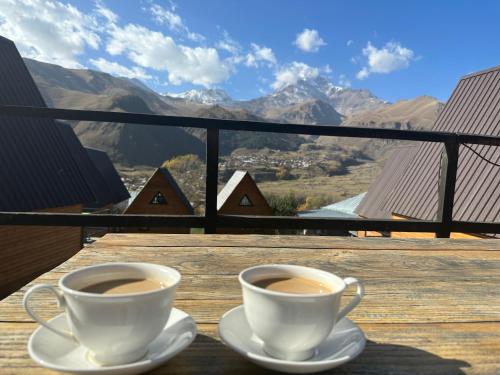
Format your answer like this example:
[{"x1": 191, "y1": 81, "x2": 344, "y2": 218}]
[{"x1": 239, "y1": 264, "x2": 364, "y2": 361}]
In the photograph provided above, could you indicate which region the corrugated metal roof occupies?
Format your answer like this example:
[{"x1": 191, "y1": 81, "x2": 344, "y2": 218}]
[
  {"x1": 0, "y1": 36, "x2": 96, "y2": 211},
  {"x1": 57, "y1": 123, "x2": 113, "y2": 209},
  {"x1": 356, "y1": 146, "x2": 418, "y2": 219},
  {"x1": 86, "y1": 148, "x2": 130, "y2": 206},
  {"x1": 385, "y1": 66, "x2": 500, "y2": 223}
]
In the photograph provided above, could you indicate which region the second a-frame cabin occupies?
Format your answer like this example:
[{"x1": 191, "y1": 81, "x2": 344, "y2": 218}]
[
  {"x1": 124, "y1": 167, "x2": 194, "y2": 233},
  {"x1": 217, "y1": 170, "x2": 273, "y2": 233}
]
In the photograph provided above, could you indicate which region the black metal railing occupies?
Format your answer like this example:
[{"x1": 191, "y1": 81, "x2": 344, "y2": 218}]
[{"x1": 1, "y1": 104, "x2": 500, "y2": 238}]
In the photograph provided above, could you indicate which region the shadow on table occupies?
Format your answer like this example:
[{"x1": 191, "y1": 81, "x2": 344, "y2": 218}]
[
  {"x1": 152, "y1": 335, "x2": 470, "y2": 375},
  {"x1": 338, "y1": 340, "x2": 470, "y2": 375}
]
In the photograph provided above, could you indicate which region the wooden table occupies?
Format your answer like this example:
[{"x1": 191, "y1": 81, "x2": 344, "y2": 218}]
[{"x1": 1, "y1": 234, "x2": 499, "y2": 374}]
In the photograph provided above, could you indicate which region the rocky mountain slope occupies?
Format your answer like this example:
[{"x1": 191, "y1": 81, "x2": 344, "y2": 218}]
[
  {"x1": 234, "y1": 76, "x2": 385, "y2": 117},
  {"x1": 25, "y1": 58, "x2": 204, "y2": 166},
  {"x1": 165, "y1": 88, "x2": 232, "y2": 105},
  {"x1": 192, "y1": 105, "x2": 304, "y2": 155},
  {"x1": 317, "y1": 95, "x2": 444, "y2": 161},
  {"x1": 341, "y1": 96, "x2": 444, "y2": 130},
  {"x1": 265, "y1": 99, "x2": 344, "y2": 125}
]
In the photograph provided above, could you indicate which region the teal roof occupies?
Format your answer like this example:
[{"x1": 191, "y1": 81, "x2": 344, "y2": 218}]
[{"x1": 298, "y1": 193, "x2": 366, "y2": 218}]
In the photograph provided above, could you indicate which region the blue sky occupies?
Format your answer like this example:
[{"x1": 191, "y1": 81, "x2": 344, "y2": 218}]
[{"x1": 0, "y1": 0, "x2": 499, "y2": 102}]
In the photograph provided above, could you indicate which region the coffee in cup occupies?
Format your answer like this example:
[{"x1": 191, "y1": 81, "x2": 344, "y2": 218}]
[
  {"x1": 23, "y1": 263, "x2": 181, "y2": 365},
  {"x1": 253, "y1": 276, "x2": 333, "y2": 294},
  {"x1": 79, "y1": 278, "x2": 167, "y2": 295},
  {"x1": 239, "y1": 264, "x2": 364, "y2": 361}
]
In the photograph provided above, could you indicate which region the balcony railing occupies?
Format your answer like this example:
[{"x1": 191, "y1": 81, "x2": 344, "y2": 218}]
[{"x1": 1, "y1": 104, "x2": 500, "y2": 238}]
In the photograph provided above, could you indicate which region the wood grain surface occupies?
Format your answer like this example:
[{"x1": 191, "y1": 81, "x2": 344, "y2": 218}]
[{"x1": 1, "y1": 234, "x2": 499, "y2": 374}]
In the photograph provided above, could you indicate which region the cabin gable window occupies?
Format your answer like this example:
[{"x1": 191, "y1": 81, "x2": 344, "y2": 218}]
[
  {"x1": 150, "y1": 191, "x2": 167, "y2": 205},
  {"x1": 239, "y1": 194, "x2": 253, "y2": 207}
]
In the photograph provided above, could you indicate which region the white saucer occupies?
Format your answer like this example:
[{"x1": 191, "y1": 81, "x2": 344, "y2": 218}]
[
  {"x1": 28, "y1": 308, "x2": 197, "y2": 375},
  {"x1": 218, "y1": 305, "x2": 366, "y2": 374}
]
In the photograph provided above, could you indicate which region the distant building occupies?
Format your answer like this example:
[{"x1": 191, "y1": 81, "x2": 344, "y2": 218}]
[
  {"x1": 217, "y1": 170, "x2": 273, "y2": 234},
  {"x1": 0, "y1": 36, "x2": 118, "y2": 297},
  {"x1": 357, "y1": 66, "x2": 500, "y2": 239},
  {"x1": 298, "y1": 193, "x2": 366, "y2": 236},
  {"x1": 124, "y1": 167, "x2": 194, "y2": 233}
]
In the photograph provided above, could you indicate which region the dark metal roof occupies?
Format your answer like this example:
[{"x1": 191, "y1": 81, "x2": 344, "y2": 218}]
[
  {"x1": 86, "y1": 148, "x2": 130, "y2": 205},
  {"x1": 56, "y1": 123, "x2": 112, "y2": 208},
  {"x1": 355, "y1": 146, "x2": 418, "y2": 219},
  {"x1": 385, "y1": 66, "x2": 500, "y2": 223},
  {"x1": 0, "y1": 36, "x2": 95, "y2": 211}
]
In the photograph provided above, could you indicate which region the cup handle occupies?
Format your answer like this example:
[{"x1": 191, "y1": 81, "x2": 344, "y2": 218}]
[
  {"x1": 337, "y1": 277, "x2": 364, "y2": 322},
  {"x1": 23, "y1": 284, "x2": 76, "y2": 341}
]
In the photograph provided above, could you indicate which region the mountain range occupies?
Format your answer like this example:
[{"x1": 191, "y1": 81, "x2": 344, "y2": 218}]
[{"x1": 24, "y1": 58, "x2": 444, "y2": 167}]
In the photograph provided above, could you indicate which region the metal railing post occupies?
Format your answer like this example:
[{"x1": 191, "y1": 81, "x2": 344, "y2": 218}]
[
  {"x1": 204, "y1": 128, "x2": 219, "y2": 234},
  {"x1": 436, "y1": 138, "x2": 460, "y2": 238}
]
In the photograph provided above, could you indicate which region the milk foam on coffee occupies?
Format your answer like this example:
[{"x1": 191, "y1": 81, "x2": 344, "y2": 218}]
[
  {"x1": 80, "y1": 278, "x2": 166, "y2": 295},
  {"x1": 253, "y1": 277, "x2": 333, "y2": 294}
]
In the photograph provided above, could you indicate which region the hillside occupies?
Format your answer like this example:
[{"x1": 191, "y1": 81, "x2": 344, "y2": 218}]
[
  {"x1": 70, "y1": 94, "x2": 205, "y2": 166},
  {"x1": 341, "y1": 96, "x2": 444, "y2": 130},
  {"x1": 265, "y1": 99, "x2": 344, "y2": 125},
  {"x1": 317, "y1": 96, "x2": 444, "y2": 161},
  {"x1": 193, "y1": 105, "x2": 304, "y2": 155}
]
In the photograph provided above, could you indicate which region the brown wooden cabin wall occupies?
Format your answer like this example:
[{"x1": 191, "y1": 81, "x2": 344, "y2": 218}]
[
  {"x1": 124, "y1": 171, "x2": 191, "y2": 234},
  {"x1": 0, "y1": 204, "x2": 82, "y2": 299},
  {"x1": 217, "y1": 175, "x2": 274, "y2": 235}
]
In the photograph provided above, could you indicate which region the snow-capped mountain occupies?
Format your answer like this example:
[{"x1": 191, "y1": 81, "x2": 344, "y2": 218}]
[
  {"x1": 238, "y1": 76, "x2": 386, "y2": 117},
  {"x1": 163, "y1": 76, "x2": 385, "y2": 117},
  {"x1": 270, "y1": 76, "x2": 344, "y2": 106},
  {"x1": 165, "y1": 88, "x2": 233, "y2": 105}
]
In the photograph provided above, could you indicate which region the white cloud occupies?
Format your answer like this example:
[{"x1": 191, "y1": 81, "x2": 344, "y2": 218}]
[
  {"x1": 356, "y1": 41, "x2": 415, "y2": 79},
  {"x1": 0, "y1": 0, "x2": 101, "y2": 68},
  {"x1": 323, "y1": 64, "x2": 333, "y2": 74},
  {"x1": 245, "y1": 43, "x2": 276, "y2": 67},
  {"x1": 106, "y1": 24, "x2": 232, "y2": 87},
  {"x1": 338, "y1": 74, "x2": 351, "y2": 87},
  {"x1": 294, "y1": 28, "x2": 326, "y2": 53},
  {"x1": 356, "y1": 68, "x2": 369, "y2": 80},
  {"x1": 89, "y1": 57, "x2": 152, "y2": 80},
  {"x1": 95, "y1": 0, "x2": 118, "y2": 24},
  {"x1": 272, "y1": 62, "x2": 319, "y2": 90},
  {"x1": 346, "y1": 40, "x2": 354, "y2": 47},
  {"x1": 149, "y1": 2, "x2": 204, "y2": 42},
  {"x1": 150, "y1": 3, "x2": 182, "y2": 30},
  {"x1": 216, "y1": 30, "x2": 241, "y2": 54}
]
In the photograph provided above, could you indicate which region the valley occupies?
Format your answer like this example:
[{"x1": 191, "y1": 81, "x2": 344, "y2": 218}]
[{"x1": 25, "y1": 58, "x2": 444, "y2": 211}]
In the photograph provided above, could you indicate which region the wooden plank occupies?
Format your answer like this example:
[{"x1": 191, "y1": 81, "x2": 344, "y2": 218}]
[
  {"x1": 1, "y1": 322, "x2": 498, "y2": 374},
  {"x1": 4, "y1": 294, "x2": 499, "y2": 325},
  {"x1": 91, "y1": 233, "x2": 500, "y2": 251},
  {"x1": 39, "y1": 246, "x2": 500, "y2": 278}
]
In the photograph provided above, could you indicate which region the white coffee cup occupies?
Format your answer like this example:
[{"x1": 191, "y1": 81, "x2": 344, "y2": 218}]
[
  {"x1": 23, "y1": 263, "x2": 181, "y2": 366},
  {"x1": 239, "y1": 264, "x2": 364, "y2": 361}
]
